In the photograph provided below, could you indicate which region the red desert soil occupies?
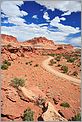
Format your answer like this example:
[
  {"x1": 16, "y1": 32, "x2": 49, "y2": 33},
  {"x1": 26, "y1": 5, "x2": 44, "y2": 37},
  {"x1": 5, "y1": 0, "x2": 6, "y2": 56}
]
[
  {"x1": 1, "y1": 34, "x2": 81, "y2": 121},
  {"x1": 1, "y1": 55, "x2": 81, "y2": 121}
]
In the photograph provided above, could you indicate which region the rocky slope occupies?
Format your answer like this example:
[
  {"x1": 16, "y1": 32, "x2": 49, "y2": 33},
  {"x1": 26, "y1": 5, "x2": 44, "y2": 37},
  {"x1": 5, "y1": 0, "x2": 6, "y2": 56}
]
[
  {"x1": 1, "y1": 34, "x2": 18, "y2": 44},
  {"x1": 24, "y1": 37, "x2": 55, "y2": 45}
]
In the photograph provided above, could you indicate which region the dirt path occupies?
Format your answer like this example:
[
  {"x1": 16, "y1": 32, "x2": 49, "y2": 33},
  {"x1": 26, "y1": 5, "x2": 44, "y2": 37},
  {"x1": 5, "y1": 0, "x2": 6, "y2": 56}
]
[{"x1": 42, "y1": 56, "x2": 81, "y2": 85}]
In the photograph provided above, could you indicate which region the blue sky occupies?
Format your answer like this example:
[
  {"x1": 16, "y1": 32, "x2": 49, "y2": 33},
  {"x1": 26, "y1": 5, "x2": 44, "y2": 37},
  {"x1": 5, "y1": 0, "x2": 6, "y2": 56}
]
[{"x1": 1, "y1": 0, "x2": 81, "y2": 47}]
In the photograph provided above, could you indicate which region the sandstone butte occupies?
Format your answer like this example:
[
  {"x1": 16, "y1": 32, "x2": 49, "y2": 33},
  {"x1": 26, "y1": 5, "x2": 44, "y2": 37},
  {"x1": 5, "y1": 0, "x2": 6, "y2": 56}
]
[{"x1": 1, "y1": 34, "x2": 81, "y2": 121}]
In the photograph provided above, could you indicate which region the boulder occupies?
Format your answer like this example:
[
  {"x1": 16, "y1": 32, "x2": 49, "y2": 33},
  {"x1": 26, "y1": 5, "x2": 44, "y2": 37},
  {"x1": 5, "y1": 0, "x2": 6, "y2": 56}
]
[
  {"x1": 5, "y1": 87, "x2": 18, "y2": 102},
  {"x1": 58, "y1": 108, "x2": 75, "y2": 120},
  {"x1": 10, "y1": 53, "x2": 17, "y2": 60},
  {"x1": 53, "y1": 96, "x2": 61, "y2": 105},
  {"x1": 42, "y1": 102, "x2": 67, "y2": 121}
]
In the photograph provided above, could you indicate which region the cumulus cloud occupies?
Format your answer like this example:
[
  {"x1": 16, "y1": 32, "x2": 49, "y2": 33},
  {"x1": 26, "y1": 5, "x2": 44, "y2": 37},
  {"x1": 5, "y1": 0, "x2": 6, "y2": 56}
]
[
  {"x1": 50, "y1": 17, "x2": 60, "y2": 25},
  {"x1": 60, "y1": 17, "x2": 66, "y2": 21},
  {"x1": 1, "y1": 1, "x2": 28, "y2": 17},
  {"x1": 61, "y1": 11, "x2": 71, "y2": 16},
  {"x1": 1, "y1": 1, "x2": 28, "y2": 26},
  {"x1": 21, "y1": 11, "x2": 28, "y2": 16},
  {"x1": 50, "y1": 16, "x2": 80, "y2": 35},
  {"x1": 32, "y1": 15, "x2": 38, "y2": 19},
  {"x1": 36, "y1": 1, "x2": 81, "y2": 15},
  {"x1": 43, "y1": 12, "x2": 50, "y2": 20},
  {"x1": 8, "y1": 17, "x2": 26, "y2": 26}
]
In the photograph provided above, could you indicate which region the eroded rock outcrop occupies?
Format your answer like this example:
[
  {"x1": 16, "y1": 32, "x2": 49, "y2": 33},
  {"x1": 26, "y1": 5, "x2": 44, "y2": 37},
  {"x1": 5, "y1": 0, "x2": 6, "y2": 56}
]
[{"x1": 42, "y1": 102, "x2": 67, "y2": 121}]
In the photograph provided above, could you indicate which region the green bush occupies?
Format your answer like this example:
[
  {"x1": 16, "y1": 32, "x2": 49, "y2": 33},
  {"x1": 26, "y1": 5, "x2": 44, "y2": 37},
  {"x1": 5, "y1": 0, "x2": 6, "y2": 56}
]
[
  {"x1": 60, "y1": 102, "x2": 70, "y2": 108},
  {"x1": 71, "y1": 113, "x2": 81, "y2": 121},
  {"x1": 63, "y1": 55, "x2": 70, "y2": 60},
  {"x1": 26, "y1": 61, "x2": 33, "y2": 65},
  {"x1": 1, "y1": 64, "x2": 8, "y2": 70},
  {"x1": 67, "y1": 57, "x2": 76, "y2": 63},
  {"x1": 23, "y1": 108, "x2": 34, "y2": 121},
  {"x1": 11, "y1": 78, "x2": 25, "y2": 88},
  {"x1": 1, "y1": 60, "x2": 11, "y2": 70},
  {"x1": 55, "y1": 55, "x2": 61, "y2": 61},
  {"x1": 61, "y1": 65, "x2": 68, "y2": 73},
  {"x1": 48, "y1": 54, "x2": 56, "y2": 57},
  {"x1": 49, "y1": 59, "x2": 56, "y2": 66},
  {"x1": 3, "y1": 60, "x2": 11, "y2": 66},
  {"x1": 77, "y1": 62, "x2": 81, "y2": 67}
]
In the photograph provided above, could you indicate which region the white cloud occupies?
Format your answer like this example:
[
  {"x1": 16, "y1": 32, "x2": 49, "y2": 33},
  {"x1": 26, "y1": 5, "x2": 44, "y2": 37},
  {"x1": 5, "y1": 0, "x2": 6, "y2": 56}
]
[
  {"x1": 1, "y1": 14, "x2": 8, "y2": 18},
  {"x1": 1, "y1": 1, "x2": 28, "y2": 27},
  {"x1": 2, "y1": 20, "x2": 8, "y2": 23},
  {"x1": 50, "y1": 17, "x2": 60, "y2": 25},
  {"x1": 43, "y1": 12, "x2": 50, "y2": 20},
  {"x1": 21, "y1": 11, "x2": 28, "y2": 16},
  {"x1": 32, "y1": 15, "x2": 38, "y2": 19},
  {"x1": 36, "y1": 1, "x2": 81, "y2": 14},
  {"x1": 50, "y1": 16, "x2": 80, "y2": 35},
  {"x1": 40, "y1": 9, "x2": 44, "y2": 11},
  {"x1": 1, "y1": 1, "x2": 28, "y2": 17},
  {"x1": 8, "y1": 17, "x2": 26, "y2": 26},
  {"x1": 69, "y1": 37, "x2": 81, "y2": 47},
  {"x1": 60, "y1": 17, "x2": 66, "y2": 21},
  {"x1": 61, "y1": 11, "x2": 71, "y2": 16}
]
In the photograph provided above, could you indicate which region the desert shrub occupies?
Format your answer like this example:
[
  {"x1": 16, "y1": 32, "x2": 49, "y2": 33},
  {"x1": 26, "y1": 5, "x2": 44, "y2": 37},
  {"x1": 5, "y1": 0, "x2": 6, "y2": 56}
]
[
  {"x1": 1, "y1": 64, "x2": 8, "y2": 70},
  {"x1": 64, "y1": 55, "x2": 70, "y2": 60},
  {"x1": 77, "y1": 62, "x2": 81, "y2": 67},
  {"x1": 26, "y1": 61, "x2": 33, "y2": 65},
  {"x1": 49, "y1": 59, "x2": 56, "y2": 66},
  {"x1": 48, "y1": 54, "x2": 56, "y2": 57},
  {"x1": 11, "y1": 78, "x2": 25, "y2": 88},
  {"x1": 67, "y1": 57, "x2": 76, "y2": 63},
  {"x1": 61, "y1": 65, "x2": 68, "y2": 73},
  {"x1": 74, "y1": 53, "x2": 81, "y2": 57},
  {"x1": 57, "y1": 64, "x2": 61, "y2": 67},
  {"x1": 1, "y1": 60, "x2": 11, "y2": 70},
  {"x1": 3, "y1": 60, "x2": 11, "y2": 66},
  {"x1": 23, "y1": 108, "x2": 34, "y2": 121},
  {"x1": 60, "y1": 102, "x2": 70, "y2": 108},
  {"x1": 69, "y1": 113, "x2": 81, "y2": 121},
  {"x1": 34, "y1": 64, "x2": 39, "y2": 67},
  {"x1": 55, "y1": 55, "x2": 61, "y2": 61},
  {"x1": 72, "y1": 71, "x2": 78, "y2": 76},
  {"x1": 26, "y1": 62, "x2": 29, "y2": 65}
]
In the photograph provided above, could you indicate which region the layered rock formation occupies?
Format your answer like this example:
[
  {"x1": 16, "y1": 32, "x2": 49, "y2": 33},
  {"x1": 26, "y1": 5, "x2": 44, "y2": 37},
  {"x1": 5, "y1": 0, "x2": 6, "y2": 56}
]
[{"x1": 1, "y1": 34, "x2": 74, "y2": 57}]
